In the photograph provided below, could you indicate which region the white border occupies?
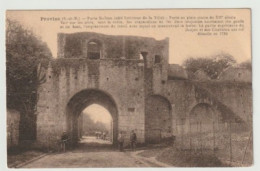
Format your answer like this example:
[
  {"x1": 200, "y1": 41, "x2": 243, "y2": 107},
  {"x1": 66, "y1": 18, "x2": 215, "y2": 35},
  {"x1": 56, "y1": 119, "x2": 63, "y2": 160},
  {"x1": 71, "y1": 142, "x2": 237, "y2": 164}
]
[{"x1": 0, "y1": 0, "x2": 259, "y2": 171}]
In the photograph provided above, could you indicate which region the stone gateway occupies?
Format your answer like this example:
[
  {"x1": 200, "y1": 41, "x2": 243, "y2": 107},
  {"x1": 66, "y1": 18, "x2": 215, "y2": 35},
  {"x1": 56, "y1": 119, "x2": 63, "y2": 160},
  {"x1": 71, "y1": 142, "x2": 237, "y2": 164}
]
[{"x1": 35, "y1": 32, "x2": 252, "y2": 149}]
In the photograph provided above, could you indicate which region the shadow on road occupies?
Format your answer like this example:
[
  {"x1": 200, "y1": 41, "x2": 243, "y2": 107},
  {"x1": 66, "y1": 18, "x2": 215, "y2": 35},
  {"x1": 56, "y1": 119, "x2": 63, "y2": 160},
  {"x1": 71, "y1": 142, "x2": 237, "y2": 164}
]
[{"x1": 72, "y1": 136, "x2": 116, "y2": 153}]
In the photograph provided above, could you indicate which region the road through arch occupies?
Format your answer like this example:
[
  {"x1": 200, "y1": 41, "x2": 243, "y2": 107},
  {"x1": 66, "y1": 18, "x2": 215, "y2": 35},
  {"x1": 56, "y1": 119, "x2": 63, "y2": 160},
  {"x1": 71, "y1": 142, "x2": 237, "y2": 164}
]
[{"x1": 66, "y1": 89, "x2": 118, "y2": 147}]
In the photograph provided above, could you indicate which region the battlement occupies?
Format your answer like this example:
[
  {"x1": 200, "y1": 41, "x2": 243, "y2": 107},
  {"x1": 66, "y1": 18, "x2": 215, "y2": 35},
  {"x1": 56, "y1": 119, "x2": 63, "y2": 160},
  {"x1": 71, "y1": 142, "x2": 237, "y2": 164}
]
[{"x1": 57, "y1": 32, "x2": 169, "y2": 69}]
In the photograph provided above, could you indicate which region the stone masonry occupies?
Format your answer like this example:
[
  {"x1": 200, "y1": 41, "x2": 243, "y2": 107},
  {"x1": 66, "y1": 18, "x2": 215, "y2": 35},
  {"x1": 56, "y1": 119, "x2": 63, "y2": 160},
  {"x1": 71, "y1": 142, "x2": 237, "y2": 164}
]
[{"x1": 35, "y1": 32, "x2": 252, "y2": 149}]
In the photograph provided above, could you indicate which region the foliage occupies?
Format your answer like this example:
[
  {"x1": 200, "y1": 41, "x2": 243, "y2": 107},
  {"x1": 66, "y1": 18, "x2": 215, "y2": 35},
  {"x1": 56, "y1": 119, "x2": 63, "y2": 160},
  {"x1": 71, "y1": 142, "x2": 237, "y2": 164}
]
[
  {"x1": 6, "y1": 19, "x2": 52, "y2": 140},
  {"x1": 183, "y1": 53, "x2": 236, "y2": 79},
  {"x1": 82, "y1": 114, "x2": 110, "y2": 136}
]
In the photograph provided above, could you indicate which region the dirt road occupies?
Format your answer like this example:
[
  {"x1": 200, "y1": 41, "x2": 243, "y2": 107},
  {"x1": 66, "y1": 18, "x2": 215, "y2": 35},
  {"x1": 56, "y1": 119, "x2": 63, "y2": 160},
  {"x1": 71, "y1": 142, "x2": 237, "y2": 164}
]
[{"x1": 22, "y1": 137, "x2": 159, "y2": 168}]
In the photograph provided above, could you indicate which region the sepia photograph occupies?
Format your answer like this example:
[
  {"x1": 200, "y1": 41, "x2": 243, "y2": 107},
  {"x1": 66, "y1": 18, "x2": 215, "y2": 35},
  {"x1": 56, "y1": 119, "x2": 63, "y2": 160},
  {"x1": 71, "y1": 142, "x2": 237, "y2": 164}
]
[{"x1": 5, "y1": 9, "x2": 252, "y2": 168}]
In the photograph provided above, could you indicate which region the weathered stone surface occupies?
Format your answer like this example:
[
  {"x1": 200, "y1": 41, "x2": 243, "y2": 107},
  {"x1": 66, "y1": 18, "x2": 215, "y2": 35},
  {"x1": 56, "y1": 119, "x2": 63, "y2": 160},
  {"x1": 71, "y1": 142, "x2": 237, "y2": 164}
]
[
  {"x1": 218, "y1": 66, "x2": 252, "y2": 82},
  {"x1": 35, "y1": 32, "x2": 252, "y2": 150}
]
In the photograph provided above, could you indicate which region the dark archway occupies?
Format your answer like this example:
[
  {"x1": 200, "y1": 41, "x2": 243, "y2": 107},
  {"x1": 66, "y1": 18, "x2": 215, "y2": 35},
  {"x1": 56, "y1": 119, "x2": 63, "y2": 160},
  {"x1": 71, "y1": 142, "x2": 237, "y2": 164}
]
[
  {"x1": 145, "y1": 95, "x2": 172, "y2": 144},
  {"x1": 66, "y1": 89, "x2": 118, "y2": 147},
  {"x1": 189, "y1": 103, "x2": 219, "y2": 133},
  {"x1": 189, "y1": 103, "x2": 223, "y2": 150}
]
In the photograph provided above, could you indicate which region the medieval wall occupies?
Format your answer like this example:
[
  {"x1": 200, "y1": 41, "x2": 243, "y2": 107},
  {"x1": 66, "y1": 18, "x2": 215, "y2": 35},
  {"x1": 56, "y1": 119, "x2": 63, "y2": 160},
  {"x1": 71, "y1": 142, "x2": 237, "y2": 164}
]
[
  {"x1": 36, "y1": 58, "x2": 146, "y2": 148},
  {"x1": 153, "y1": 80, "x2": 252, "y2": 149},
  {"x1": 37, "y1": 61, "x2": 252, "y2": 149},
  {"x1": 36, "y1": 32, "x2": 252, "y2": 150},
  {"x1": 143, "y1": 78, "x2": 252, "y2": 138},
  {"x1": 145, "y1": 95, "x2": 172, "y2": 143},
  {"x1": 58, "y1": 32, "x2": 169, "y2": 63},
  {"x1": 196, "y1": 81, "x2": 252, "y2": 124},
  {"x1": 218, "y1": 67, "x2": 252, "y2": 82}
]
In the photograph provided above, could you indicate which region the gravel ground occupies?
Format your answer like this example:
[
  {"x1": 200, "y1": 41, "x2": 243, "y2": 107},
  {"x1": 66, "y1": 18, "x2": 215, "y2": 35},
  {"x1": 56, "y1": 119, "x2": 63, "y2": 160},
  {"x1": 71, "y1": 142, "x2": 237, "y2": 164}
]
[{"x1": 19, "y1": 137, "x2": 149, "y2": 168}]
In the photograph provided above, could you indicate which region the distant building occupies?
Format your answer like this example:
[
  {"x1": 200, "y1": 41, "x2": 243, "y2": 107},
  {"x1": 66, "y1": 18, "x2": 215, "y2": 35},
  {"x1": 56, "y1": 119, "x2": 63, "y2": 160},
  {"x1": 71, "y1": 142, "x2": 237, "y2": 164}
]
[
  {"x1": 168, "y1": 64, "x2": 188, "y2": 80},
  {"x1": 218, "y1": 66, "x2": 252, "y2": 82},
  {"x1": 193, "y1": 69, "x2": 210, "y2": 81}
]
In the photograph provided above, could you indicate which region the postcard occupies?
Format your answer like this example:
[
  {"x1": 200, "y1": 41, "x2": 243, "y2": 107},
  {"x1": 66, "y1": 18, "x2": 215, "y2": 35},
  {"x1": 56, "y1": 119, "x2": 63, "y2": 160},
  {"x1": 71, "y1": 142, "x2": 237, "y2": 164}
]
[{"x1": 6, "y1": 9, "x2": 252, "y2": 168}]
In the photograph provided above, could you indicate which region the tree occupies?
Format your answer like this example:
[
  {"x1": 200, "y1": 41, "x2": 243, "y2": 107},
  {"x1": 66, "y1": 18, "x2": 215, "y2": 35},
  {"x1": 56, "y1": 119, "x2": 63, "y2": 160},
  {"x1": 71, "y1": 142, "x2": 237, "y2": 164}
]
[
  {"x1": 82, "y1": 113, "x2": 109, "y2": 136},
  {"x1": 183, "y1": 53, "x2": 236, "y2": 79},
  {"x1": 6, "y1": 19, "x2": 52, "y2": 141}
]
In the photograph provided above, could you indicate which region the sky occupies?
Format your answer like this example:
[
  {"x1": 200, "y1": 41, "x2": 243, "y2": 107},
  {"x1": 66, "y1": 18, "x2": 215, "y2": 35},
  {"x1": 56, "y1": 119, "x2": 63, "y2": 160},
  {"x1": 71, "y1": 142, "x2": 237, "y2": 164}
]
[
  {"x1": 82, "y1": 104, "x2": 112, "y2": 124},
  {"x1": 6, "y1": 9, "x2": 251, "y2": 65}
]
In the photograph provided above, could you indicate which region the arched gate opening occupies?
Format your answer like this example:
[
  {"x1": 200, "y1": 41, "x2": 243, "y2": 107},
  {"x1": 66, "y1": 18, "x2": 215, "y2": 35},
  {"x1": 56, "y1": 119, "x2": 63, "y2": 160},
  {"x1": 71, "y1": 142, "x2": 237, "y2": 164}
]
[
  {"x1": 66, "y1": 89, "x2": 118, "y2": 148},
  {"x1": 145, "y1": 95, "x2": 172, "y2": 144}
]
